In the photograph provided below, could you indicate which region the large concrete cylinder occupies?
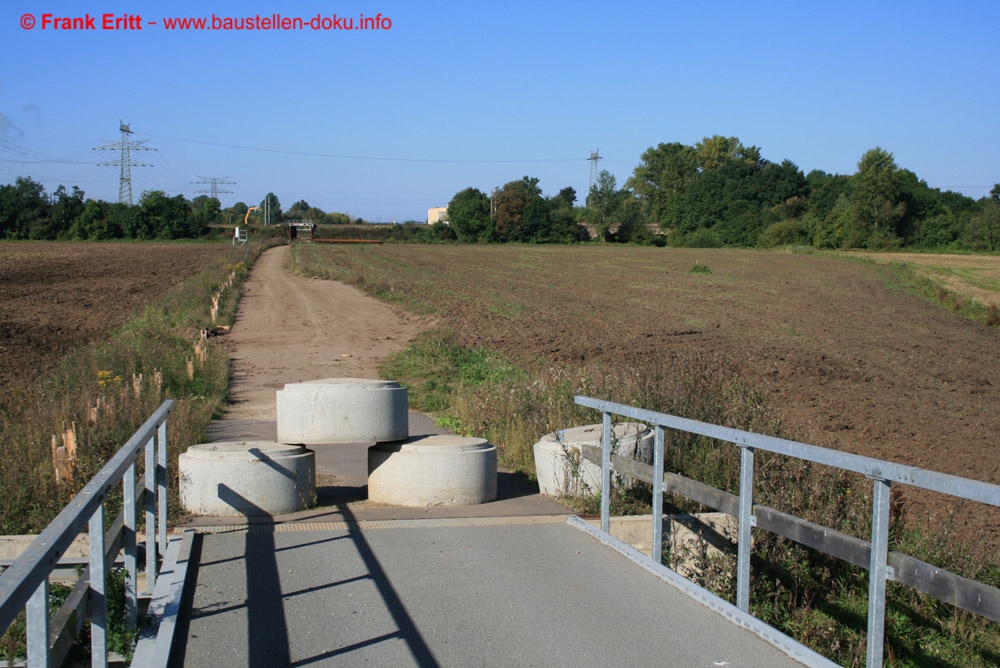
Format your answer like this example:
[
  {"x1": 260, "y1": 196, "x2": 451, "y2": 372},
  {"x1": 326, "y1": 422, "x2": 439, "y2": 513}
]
[
  {"x1": 276, "y1": 377, "x2": 408, "y2": 445},
  {"x1": 533, "y1": 423, "x2": 653, "y2": 498},
  {"x1": 368, "y1": 435, "x2": 497, "y2": 507},
  {"x1": 179, "y1": 441, "x2": 315, "y2": 516}
]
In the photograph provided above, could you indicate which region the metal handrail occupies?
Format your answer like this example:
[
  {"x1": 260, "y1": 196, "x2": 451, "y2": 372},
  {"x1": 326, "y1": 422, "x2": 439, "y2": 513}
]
[
  {"x1": 575, "y1": 395, "x2": 1000, "y2": 668},
  {"x1": 0, "y1": 399, "x2": 174, "y2": 667}
]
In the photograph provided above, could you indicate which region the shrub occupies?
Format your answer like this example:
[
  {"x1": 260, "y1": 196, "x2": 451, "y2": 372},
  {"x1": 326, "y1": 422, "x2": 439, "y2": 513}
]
[{"x1": 759, "y1": 219, "x2": 808, "y2": 247}]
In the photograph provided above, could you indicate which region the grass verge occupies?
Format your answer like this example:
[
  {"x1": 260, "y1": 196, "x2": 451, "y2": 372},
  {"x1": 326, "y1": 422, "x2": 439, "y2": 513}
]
[
  {"x1": 888, "y1": 262, "x2": 1000, "y2": 327},
  {"x1": 0, "y1": 232, "x2": 285, "y2": 535}
]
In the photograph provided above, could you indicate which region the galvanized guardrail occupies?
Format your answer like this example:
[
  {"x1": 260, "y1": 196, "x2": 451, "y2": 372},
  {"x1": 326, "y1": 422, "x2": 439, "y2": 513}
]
[
  {"x1": 0, "y1": 399, "x2": 174, "y2": 667},
  {"x1": 575, "y1": 395, "x2": 1000, "y2": 668}
]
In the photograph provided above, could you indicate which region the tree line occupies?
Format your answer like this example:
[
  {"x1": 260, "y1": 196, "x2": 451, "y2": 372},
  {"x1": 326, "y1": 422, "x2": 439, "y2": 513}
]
[
  {"x1": 446, "y1": 137, "x2": 1000, "y2": 251},
  {"x1": 0, "y1": 181, "x2": 363, "y2": 241},
  {"x1": 5, "y1": 136, "x2": 998, "y2": 249}
]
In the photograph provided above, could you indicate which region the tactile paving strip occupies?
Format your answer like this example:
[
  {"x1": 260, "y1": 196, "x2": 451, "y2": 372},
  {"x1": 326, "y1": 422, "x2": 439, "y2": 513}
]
[{"x1": 183, "y1": 514, "x2": 571, "y2": 534}]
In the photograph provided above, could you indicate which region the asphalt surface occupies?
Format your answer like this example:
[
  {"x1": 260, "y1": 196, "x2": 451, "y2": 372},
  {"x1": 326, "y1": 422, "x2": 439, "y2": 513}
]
[
  {"x1": 171, "y1": 518, "x2": 807, "y2": 668},
  {"x1": 171, "y1": 412, "x2": 808, "y2": 667}
]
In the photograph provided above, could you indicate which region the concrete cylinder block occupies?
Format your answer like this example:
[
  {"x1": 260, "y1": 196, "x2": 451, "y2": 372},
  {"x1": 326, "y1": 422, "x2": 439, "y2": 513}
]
[
  {"x1": 179, "y1": 441, "x2": 315, "y2": 516},
  {"x1": 368, "y1": 435, "x2": 497, "y2": 507},
  {"x1": 276, "y1": 377, "x2": 408, "y2": 445},
  {"x1": 533, "y1": 423, "x2": 653, "y2": 498}
]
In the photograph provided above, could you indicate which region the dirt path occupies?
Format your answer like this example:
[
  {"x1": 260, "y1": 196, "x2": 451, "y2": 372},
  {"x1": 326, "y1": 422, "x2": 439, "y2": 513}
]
[{"x1": 221, "y1": 245, "x2": 430, "y2": 421}]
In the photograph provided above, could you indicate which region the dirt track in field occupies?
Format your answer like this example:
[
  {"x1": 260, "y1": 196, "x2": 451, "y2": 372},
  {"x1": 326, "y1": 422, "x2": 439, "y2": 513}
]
[
  {"x1": 220, "y1": 245, "x2": 430, "y2": 420},
  {"x1": 303, "y1": 244, "x2": 1000, "y2": 540},
  {"x1": 0, "y1": 242, "x2": 227, "y2": 396}
]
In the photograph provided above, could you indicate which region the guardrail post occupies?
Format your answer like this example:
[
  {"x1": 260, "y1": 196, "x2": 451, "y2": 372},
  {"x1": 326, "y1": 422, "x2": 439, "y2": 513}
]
[
  {"x1": 601, "y1": 412, "x2": 612, "y2": 534},
  {"x1": 26, "y1": 579, "x2": 49, "y2": 667},
  {"x1": 124, "y1": 461, "x2": 138, "y2": 631},
  {"x1": 866, "y1": 477, "x2": 892, "y2": 668},
  {"x1": 145, "y1": 435, "x2": 157, "y2": 593},
  {"x1": 157, "y1": 420, "x2": 168, "y2": 556},
  {"x1": 651, "y1": 425, "x2": 665, "y2": 561},
  {"x1": 89, "y1": 504, "x2": 107, "y2": 666},
  {"x1": 737, "y1": 445, "x2": 755, "y2": 612}
]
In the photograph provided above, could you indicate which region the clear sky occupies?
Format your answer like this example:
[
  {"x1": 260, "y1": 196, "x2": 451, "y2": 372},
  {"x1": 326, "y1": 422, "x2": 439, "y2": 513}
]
[{"x1": 1, "y1": 0, "x2": 997, "y2": 222}]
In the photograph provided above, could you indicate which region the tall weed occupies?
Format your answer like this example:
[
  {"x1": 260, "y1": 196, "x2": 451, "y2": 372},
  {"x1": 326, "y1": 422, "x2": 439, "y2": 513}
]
[{"x1": 0, "y1": 235, "x2": 283, "y2": 534}]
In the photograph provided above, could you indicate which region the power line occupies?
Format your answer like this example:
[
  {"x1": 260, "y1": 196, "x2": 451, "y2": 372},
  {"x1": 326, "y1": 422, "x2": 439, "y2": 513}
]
[
  {"x1": 93, "y1": 121, "x2": 156, "y2": 204},
  {"x1": 191, "y1": 175, "x2": 236, "y2": 199},
  {"x1": 145, "y1": 132, "x2": 586, "y2": 164}
]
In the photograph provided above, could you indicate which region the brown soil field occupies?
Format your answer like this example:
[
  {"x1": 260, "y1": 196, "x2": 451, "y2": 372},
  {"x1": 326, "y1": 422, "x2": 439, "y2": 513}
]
[
  {"x1": 0, "y1": 242, "x2": 228, "y2": 395},
  {"x1": 308, "y1": 244, "x2": 1000, "y2": 540}
]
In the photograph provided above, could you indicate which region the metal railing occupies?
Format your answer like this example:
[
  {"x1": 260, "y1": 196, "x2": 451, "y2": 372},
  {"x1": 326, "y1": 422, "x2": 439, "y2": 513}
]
[
  {"x1": 0, "y1": 400, "x2": 174, "y2": 667},
  {"x1": 575, "y1": 395, "x2": 1000, "y2": 668}
]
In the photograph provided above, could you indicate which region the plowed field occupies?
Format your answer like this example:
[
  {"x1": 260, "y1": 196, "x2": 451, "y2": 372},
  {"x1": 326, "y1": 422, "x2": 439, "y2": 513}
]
[
  {"x1": 0, "y1": 242, "x2": 227, "y2": 395},
  {"x1": 301, "y1": 243, "x2": 1000, "y2": 538}
]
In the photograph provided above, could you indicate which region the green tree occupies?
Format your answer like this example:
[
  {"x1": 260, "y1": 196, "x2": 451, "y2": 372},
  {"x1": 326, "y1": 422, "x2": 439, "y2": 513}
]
[
  {"x1": 284, "y1": 199, "x2": 324, "y2": 222},
  {"x1": 849, "y1": 147, "x2": 906, "y2": 248},
  {"x1": 0, "y1": 177, "x2": 50, "y2": 239},
  {"x1": 805, "y1": 170, "x2": 852, "y2": 221},
  {"x1": 447, "y1": 187, "x2": 492, "y2": 242},
  {"x1": 813, "y1": 194, "x2": 852, "y2": 248},
  {"x1": 109, "y1": 202, "x2": 143, "y2": 238},
  {"x1": 627, "y1": 142, "x2": 698, "y2": 227},
  {"x1": 260, "y1": 193, "x2": 282, "y2": 226},
  {"x1": 587, "y1": 170, "x2": 624, "y2": 241},
  {"x1": 324, "y1": 212, "x2": 350, "y2": 225},
  {"x1": 695, "y1": 135, "x2": 761, "y2": 171},
  {"x1": 138, "y1": 190, "x2": 194, "y2": 239},
  {"x1": 520, "y1": 195, "x2": 552, "y2": 242},
  {"x1": 72, "y1": 199, "x2": 117, "y2": 239},
  {"x1": 494, "y1": 177, "x2": 543, "y2": 242},
  {"x1": 547, "y1": 187, "x2": 583, "y2": 243},
  {"x1": 552, "y1": 186, "x2": 577, "y2": 210},
  {"x1": 50, "y1": 185, "x2": 85, "y2": 238},
  {"x1": 962, "y1": 200, "x2": 1000, "y2": 251},
  {"x1": 191, "y1": 196, "x2": 221, "y2": 231}
]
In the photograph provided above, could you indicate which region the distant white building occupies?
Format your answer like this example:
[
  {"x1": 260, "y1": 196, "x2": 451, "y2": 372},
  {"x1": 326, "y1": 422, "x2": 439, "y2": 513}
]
[{"x1": 427, "y1": 206, "x2": 448, "y2": 225}]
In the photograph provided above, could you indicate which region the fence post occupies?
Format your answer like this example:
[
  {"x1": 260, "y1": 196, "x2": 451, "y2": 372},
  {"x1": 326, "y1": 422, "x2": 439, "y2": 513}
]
[
  {"x1": 145, "y1": 435, "x2": 157, "y2": 593},
  {"x1": 157, "y1": 420, "x2": 168, "y2": 557},
  {"x1": 737, "y1": 445, "x2": 755, "y2": 612},
  {"x1": 601, "y1": 412, "x2": 612, "y2": 534},
  {"x1": 124, "y1": 462, "x2": 138, "y2": 631},
  {"x1": 651, "y1": 425, "x2": 665, "y2": 561},
  {"x1": 866, "y1": 477, "x2": 892, "y2": 668},
  {"x1": 89, "y1": 505, "x2": 107, "y2": 666},
  {"x1": 26, "y1": 579, "x2": 49, "y2": 667}
]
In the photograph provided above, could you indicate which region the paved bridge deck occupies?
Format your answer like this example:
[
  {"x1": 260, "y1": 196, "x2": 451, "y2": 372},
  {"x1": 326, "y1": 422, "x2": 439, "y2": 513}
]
[
  {"x1": 171, "y1": 516, "x2": 806, "y2": 667},
  {"x1": 166, "y1": 414, "x2": 810, "y2": 667}
]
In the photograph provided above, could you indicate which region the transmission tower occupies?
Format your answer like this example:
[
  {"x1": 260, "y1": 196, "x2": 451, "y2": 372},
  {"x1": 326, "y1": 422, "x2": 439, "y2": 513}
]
[
  {"x1": 192, "y1": 176, "x2": 236, "y2": 200},
  {"x1": 490, "y1": 186, "x2": 500, "y2": 220},
  {"x1": 588, "y1": 148, "x2": 602, "y2": 191},
  {"x1": 93, "y1": 122, "x2": 156, "y2": 205}
]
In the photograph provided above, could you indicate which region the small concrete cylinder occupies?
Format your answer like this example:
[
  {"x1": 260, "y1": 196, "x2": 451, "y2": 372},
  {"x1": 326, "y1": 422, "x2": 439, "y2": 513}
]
[
  {"x1": 276, "y1": 377, "x2": 408, "y2": 445},
  {"x1": 533, "y1": 423, "x2": 653, "y2": 498},
  {"x1": 179, "y1": 441, "x2": 315, "y2": 516},
  {"x1": 368, "y1": 435, "x2": 497, "y2": 507}
]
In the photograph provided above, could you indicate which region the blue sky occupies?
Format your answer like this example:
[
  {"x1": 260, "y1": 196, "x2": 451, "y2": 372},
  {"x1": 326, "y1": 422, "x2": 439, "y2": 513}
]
[{"x1": 1, "y1": 1, "x2": 997, "y2": 222}]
